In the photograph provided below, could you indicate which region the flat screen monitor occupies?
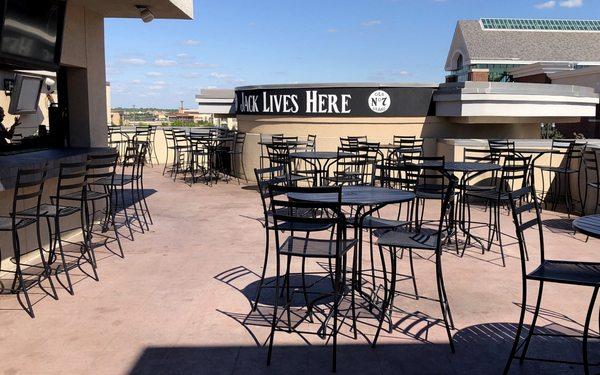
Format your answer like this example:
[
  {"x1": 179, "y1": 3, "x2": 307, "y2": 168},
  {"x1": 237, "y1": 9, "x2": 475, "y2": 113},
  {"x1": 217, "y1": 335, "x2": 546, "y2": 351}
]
[
  {"x1": 0, "y1": 0, "x2": 65, "y2": 69},
  {"x1": 8, "y1": 74, "x2": 43, "y2": 114}
]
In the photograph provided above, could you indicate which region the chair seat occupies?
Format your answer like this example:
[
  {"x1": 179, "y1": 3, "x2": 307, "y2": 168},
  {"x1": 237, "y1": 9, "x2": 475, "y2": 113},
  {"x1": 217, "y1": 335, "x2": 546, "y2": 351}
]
[
  {"x1": 465, "y1": 189, "x2": 510, "y2": 201},
  {"x1": 288, "y1": 174, "x2": 312, "y2": 183},
  {"x1": 59, "y1": 190, "x2": 109, "y2": 201},
  {"x1": 323, "y1": 174, "x2": 362, "y2": 184},
  {"x1": 353, "y1": 215, "x2": 409, "y2": 229},
  {"x1": 527, "y1": 260, "x2": 600, "y2": 286},
  {"x1": 0, "y1": 216, "x2": 37, "y2": 231},
  {"x1": 93, "y1": 176, "x2": 136, "y2": 186},
  {"x1": 267, "y1": 208, "x2": 332, "y2": 232},
  {"x1": 537, "y1": 166, "x2": 578, "y2": 174},
  {"x1": 278, "y1": 237, "x2": 357, "y2": 258},
  {"x1": 377, "y1": 229, "x2": 439, "y2": 250},
  {"x1": 18, "y1": 204, "x2": 80, "y2": 218}
]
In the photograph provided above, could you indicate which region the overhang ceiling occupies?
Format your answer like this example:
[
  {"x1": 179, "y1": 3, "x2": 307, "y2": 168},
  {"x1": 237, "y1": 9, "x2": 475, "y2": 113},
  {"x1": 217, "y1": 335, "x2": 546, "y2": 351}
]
[{"x1": 71, "y1": 0, "x2": 193, "y2": 20}]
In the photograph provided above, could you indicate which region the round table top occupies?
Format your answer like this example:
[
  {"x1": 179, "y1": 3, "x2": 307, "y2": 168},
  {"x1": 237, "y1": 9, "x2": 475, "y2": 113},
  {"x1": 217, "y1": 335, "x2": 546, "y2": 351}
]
[
  {"x1": 514, "y1": 148, "x2": 560, "y2": 155},
  {"x1": 258, "y1": 140, "x2": 310, "y2": 146},
  {"x1": 414, "y1": 161, "x2": 500, "y2": 173},
  {"x1": 288, "y1": 186, "x2": 415, "y2": 206},
  {"x1": 290, "y1": 151, "x2": 350, "y2": 159},
  {"x1": 444, "y1": 161, "x2": 501, "y2": 173},
  {"x1": 573, "y1": 214, "x2": 600, "y2": 239}
]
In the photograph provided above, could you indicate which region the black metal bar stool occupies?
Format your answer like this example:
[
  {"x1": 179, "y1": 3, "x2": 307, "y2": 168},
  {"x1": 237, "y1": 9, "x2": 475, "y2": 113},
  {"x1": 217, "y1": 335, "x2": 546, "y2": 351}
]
[
  {"x1": 0, "y1": 166, "x2": 56, "y2": 317},
  {"x1": 18, "y1": 161, "x2": 96, "y2": 295}
]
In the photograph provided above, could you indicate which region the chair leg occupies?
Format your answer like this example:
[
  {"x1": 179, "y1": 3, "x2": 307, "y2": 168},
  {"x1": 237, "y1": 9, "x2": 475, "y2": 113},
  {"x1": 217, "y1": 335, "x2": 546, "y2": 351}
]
[
  {"x1": 496, "y1": 204, "x2": 506, "y2": 267},
  {"x1": 12, "y1": 230, "x2": 34, "y2": 318},
  {"x1": 565, "y1": 173, "x2": 573, "y2": 218},
  {"x1": 120, "y1": 185, "x2": 134, "y2": 240},
  {"x1": 81, "y1": 202, "x2": 99, "y2": 282},
  {"x1": 503, "y1": 279, "x2": 528, "y2": 375},
  {"x1": 369, "y1": 229, "x2": 377, "y2": 291},
  {"x1": 266, "y1": 252, "x2": 281, "y2": 366},
  {"x1": 54, "y1": 218, "x2": 74, "y2": 295},
  {"x1": 350, "y1": 244, "x2": 358, "y2": 339},
  {"x1": 332, "y1": 255, "x2": 342, "y2": 373},
  {"x1": 409, "y1": 249, "x2": 418, "y2": 300},
  {"x1": 129, "y1": 183, "x2": 144, "y2": 234},
  {"x1": 140, "y1": 177, "x2": 153, "y2": 225},
  {"x1": 253, "y1": 229, "x2": 270, "y2": 311},
  {"x1": 583, "y1": 287, "x2": 599, "y2": 375},
  {"x1": 36, "y1": 219, "x2": 58, "y2": 300},
  {"x1": 435, "y1": 259, "x2": 455, "y2": 353},
  {"x1": 372, "y1": 245, "x2": 391, "y2": 348},
  {"x1": 519, "y1": 281, "x2": 544, "y2": 363}
]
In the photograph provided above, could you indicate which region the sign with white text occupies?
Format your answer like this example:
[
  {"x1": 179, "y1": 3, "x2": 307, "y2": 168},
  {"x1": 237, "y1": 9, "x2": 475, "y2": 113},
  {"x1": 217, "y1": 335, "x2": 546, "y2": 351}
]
[{"x1": 234, "y1": 86, "x2": 436, "y2": 117}]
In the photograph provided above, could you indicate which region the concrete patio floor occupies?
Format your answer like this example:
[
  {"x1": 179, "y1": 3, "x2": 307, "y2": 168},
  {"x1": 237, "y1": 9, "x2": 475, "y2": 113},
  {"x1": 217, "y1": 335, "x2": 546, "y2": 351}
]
[{"x1": 1, "y1": 166, "x2": 599, "y2": 375}]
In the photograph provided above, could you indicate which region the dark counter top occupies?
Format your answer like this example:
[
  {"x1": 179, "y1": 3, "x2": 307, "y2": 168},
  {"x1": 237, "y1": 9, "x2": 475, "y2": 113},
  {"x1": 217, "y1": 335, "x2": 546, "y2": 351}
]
[{"x1": 0, "y1": 147, "x2": 113, "y2": 191}]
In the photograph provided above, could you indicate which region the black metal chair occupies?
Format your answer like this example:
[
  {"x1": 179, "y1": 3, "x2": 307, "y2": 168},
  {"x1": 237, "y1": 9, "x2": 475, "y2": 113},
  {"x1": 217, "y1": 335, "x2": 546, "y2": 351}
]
[
  {"x1": 93, "y1": 143, "x2": 150, "y2": 238},
  {"x1": 536, "y1": 140, "x2": 586, "y2": 216},
  {"x1": 373, "y1": 172, "x2": 458, "y2": 352},
  {"x1": 228, "y1": 131, "x2": 247, "y2": 183},
  {"x1": 405, "y1": 156, "x2": 446, "y2": 229},
  {"x1": 162, "y1": 128, "x2": 175, "y2": 176},
  {"x1": 503, "y1": 186, "x2": 600, "y2": 374},
  {"x1": 323, "y1": 146, "x2": 373, "y2": 186},
  {"x1": 465, "y1": 155, "x2": 531, "y2": 266},
  {"x1": 19, "y1": 162, "x2": 96, "y2": 295},
  {"x1": 259, "y1": 133, "x2": 283, "y2": 169},
  {"x1": 583, "y1": 149, "x2": 600, "y2": 214},
  {"x1": 266, "y1": 143, "x2": 312, "y2": 184},
  {"x1": 266, "y1": 184, "x2": 357, "y2": 372},
  {"x1": 171, "y1": 129, "x2": 190, "y2": 182},
  {"x1": 252, "y1": 166, "x2": 333, "y2": 312},
  {"x1": 0, "y1": 166, "x2": 55, "y2": 317},
  {"x1": 146, "y1": 125, "x2": 159, "y2": 166}
]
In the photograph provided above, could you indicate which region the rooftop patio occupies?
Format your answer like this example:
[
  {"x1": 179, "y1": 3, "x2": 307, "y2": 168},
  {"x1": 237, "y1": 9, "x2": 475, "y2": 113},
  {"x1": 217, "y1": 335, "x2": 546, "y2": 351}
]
[{"x1": 1, "y1": 165, "x2": 599, "y2": 374}]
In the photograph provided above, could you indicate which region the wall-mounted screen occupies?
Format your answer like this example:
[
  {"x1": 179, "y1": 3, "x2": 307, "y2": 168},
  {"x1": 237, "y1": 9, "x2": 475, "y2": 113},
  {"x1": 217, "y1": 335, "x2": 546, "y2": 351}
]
[
  {"x1": 0, "y1": 0, "x2": 65, "y2": 69},
  {"x1": 8, "y1": 74, "x2": 43, "y2": 114}
]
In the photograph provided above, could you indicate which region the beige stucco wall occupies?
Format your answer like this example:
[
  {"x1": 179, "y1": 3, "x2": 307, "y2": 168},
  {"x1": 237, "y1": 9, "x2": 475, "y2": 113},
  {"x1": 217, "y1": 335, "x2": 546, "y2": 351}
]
[
  {"x1": 236, "y1": 115, "x2": 540, "y2": 181},
  {"x1": 61, "y1": 3, "x2": 108, "y2": 148}
]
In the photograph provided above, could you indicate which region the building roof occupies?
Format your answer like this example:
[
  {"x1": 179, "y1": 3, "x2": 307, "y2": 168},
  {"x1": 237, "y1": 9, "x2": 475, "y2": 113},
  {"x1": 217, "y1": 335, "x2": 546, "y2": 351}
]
[{"x1": 445, "y1": 19, "x2": 600, "y2": 71}]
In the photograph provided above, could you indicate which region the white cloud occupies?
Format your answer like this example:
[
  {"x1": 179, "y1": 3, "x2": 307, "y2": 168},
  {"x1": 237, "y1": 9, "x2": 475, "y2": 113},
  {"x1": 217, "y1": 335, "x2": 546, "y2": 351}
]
[
  {"x1": 154, "y1": 59, "x2": 177, "y2": 67},
  {"x1": 148, "y1": 85, "x2": 165, "y2": 91},
  {"x1": 145, "y1": 71, "x2": 163, "y2": 77},
  {"x1": 176, "y1": 53, "x2": 189, "y2": 58},
  {"x1": 153, "y1": 80, "x2": 167, "y2": 85},
  {"x1": 559, "y1": 0, "x2": 583, "y2": 7},
  {"x1": 182, "y1": 39, "x2": 201, "y2": 45},
  {"x1": 327, "y1": 28, "x2": 339, "y2": 33},
  {"x1": 534, "y1": 0, "x2": 556, "y2": 8},
  {"x1": 120, "y1": 58, "x2": 146, "y2": 65},
  {"x1": 131, "y1": 79, "x2": 142, "y2": 84},
  {"x1": 248, "y1": 22, "x2": 256, "y2": 27},
  {"x1": 210, "y1": 72, "x2": 230, "y2": 79},
  {"x1": 361, "y1": 20, "x2": 381, "y2": 27}
]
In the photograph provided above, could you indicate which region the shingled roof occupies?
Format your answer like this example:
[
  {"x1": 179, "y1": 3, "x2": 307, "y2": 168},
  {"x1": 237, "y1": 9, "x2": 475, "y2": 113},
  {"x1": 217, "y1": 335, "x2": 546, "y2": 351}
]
[{"x1": 445, "y1": 19, "x2": 600, "y2": 71}]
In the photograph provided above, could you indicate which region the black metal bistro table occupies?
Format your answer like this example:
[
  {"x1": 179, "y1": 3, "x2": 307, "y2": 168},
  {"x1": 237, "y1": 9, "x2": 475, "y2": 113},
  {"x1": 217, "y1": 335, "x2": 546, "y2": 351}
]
[
  {"x1": 288, "y1": 186, "x2": 415, "y2": 299},
  {"x1": 290, "y1": 151, "x2": 351, "y2": 186},
  {"x1": 573, "y1": 214, "x2": 600, "y2": 239}
]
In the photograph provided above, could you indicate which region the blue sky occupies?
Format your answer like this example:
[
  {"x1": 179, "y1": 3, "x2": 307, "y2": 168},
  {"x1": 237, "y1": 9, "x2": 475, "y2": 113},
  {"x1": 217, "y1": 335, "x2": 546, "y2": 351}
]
[{"x1": 105, "y1": 0, "x2": 597, "y2": 108}]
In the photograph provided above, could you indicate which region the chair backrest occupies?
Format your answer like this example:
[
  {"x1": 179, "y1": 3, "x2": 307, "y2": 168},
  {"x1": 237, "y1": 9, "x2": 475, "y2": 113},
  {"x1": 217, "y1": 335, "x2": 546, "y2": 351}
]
[
  {"x1": 583, "y1": 149, "x2": 599, "y2": 186},
  {"x1": 508, "y1": 186, "x2": 544, "y2": 278},
  {"x1": 434, "y1": 173, "x2": 458, "y2": 252},
  {"x1": 393, "y1": 136, "x2": 423, "y2": 150},
  {"x1": 87, "y1": 150, "x2": 119, "y2": 188},
  {"x1": 11, "y1": 166, "x2": 47, "y2": 218},
  {"x1": 463, "y1": 148, "x2": 501, "y2": 185},
  {"x1": 55, "y1": 161, "x2": 87, "y2": 206},
  {"x1": 134, "y1": 126, "x2": 150, "y2": 143},
  {"x1": 272, "y1": 135, "x2": 298, "y2": 143},
  {"x1": 488, "y1": 139, "x2": 515, "y2": 152},
  {"x1": 254, "y1": 166, "x2": 288, "y2": 220},
  {"x1": 269, "y1": 185, "x2": 345, "y2": 253},
  {"x1": 500, "y1": 154, "x2": 530, "y2": 187},
  {"x1": 266, "y1": 143, "x2": 292, "y2": 176},
  {"x1": 340, "y1": 136, "x2": 367, "y2": 147},
  {"x1": 333, "y1": 145, "x2": 373, "y2": 186},
  {"x1": 307, "y1": 135, "x2": 317, "y2": 150},
  {"x1": 405, "y1": 155, "x2": 446, "y2": 199},
  {"x1": 371, "y1": 160, "x2": 419, "y2": 191}
]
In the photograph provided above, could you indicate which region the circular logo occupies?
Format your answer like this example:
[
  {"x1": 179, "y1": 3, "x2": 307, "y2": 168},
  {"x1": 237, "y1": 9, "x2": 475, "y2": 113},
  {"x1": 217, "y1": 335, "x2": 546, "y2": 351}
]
[{"x1": 368, "y1": 90, "x2": 391, "y2": 113}]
